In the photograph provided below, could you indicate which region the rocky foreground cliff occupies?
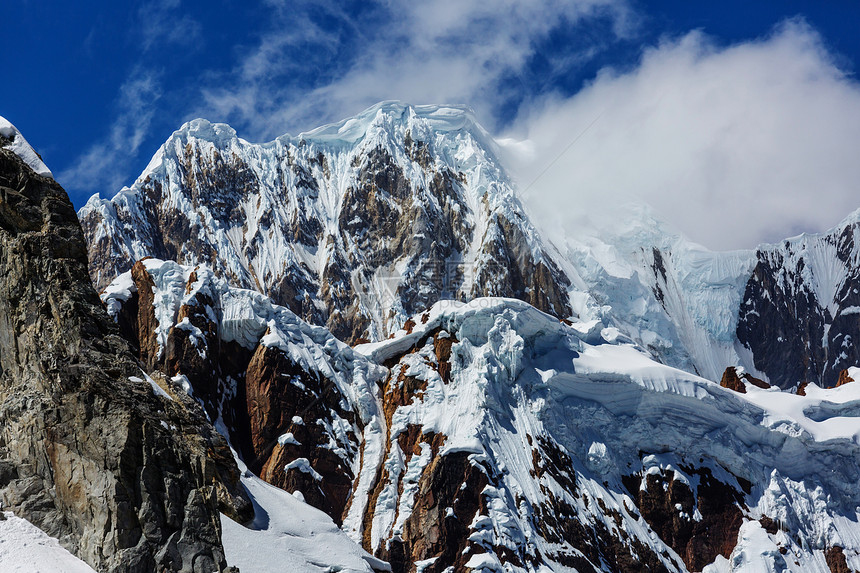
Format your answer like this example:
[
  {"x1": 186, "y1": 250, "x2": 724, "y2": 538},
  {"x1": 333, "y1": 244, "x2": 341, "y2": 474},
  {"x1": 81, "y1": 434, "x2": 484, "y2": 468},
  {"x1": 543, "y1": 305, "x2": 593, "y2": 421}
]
[{"x1": 0, "y1": 126, "x2": 251, "y2": 572}]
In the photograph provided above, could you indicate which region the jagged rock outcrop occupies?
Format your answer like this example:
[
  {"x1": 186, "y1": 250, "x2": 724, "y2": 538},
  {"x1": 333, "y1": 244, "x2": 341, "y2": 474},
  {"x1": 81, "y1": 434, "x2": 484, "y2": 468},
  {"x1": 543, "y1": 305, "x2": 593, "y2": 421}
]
[
  {"x1": 737, "y1": 219, "x2": 860, "y2": 388},
  {"x1": 79, "y1": 102, "x2": 571, "y2": 343},
  {"x1": 623, "y1": 465, "x2": 748, "y2": 571},
  {"x1": 0, "y1": 147, "x2": 251, "y2": 571},
  {"x1": 836, "y1": 369, "x2": 855, "y2": 388},
  {"x1": 719, "y1": 366, "x2": 770, "y2": 393},
  {"x1": 100, "y1": 258, "x2": 385, "y2": 524}
]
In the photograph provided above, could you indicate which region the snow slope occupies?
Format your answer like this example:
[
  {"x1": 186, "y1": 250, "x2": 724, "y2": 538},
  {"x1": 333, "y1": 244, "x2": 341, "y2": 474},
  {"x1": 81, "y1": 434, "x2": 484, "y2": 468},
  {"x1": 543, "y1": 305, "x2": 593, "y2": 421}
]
[
  {"x1": 352, "y1": 297, "x2": 860, "y2": 571},
  {"x1": 0, "y1": 512, "x2": 96, "y2": 573},
  {"x1": 221, "y1": 457, "x2": 389, "y2": 573}
]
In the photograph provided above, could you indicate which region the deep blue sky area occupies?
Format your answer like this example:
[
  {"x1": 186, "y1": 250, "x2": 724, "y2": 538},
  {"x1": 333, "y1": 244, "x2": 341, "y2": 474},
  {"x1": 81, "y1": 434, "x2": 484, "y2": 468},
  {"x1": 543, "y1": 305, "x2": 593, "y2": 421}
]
[{"x1": 1, "y1": 1, "x2": 859, "y2": 213}]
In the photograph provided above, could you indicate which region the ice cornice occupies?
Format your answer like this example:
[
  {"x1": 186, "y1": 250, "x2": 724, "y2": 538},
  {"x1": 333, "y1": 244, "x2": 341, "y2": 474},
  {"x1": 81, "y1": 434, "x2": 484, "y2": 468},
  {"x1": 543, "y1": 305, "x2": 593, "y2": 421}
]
[
  {"x1": 297, "y1": 101, "x2": 483, "y2": 143},
  {"x1": 171, "y1": 118, "x2": 239, "y2": 146},
  {"x1": 162, "y1": 102, "x2": 492, "y2": 154}
]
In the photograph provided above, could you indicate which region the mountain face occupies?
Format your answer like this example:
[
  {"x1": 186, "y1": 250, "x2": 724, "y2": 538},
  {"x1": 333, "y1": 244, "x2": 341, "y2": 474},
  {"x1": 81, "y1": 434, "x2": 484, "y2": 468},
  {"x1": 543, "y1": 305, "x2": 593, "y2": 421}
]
[
  {"x1": 737, "y1": 218, "x2": 860, "y2": 388},
  {"x1": 100, "y1": 262, "x2": 860, "y2": 573},
  {"x1": 0, "y1": 139, "x2": 251, "y2": 572},
  {"x1": 79, "y1": 102, "x2": 570, "y2": 343},
  {"x1": 65, "y1": 101, "x2": 860, "y2": 572},
  {"x1": 559, "y1": 205, "x2": 860, "y2": 389}
]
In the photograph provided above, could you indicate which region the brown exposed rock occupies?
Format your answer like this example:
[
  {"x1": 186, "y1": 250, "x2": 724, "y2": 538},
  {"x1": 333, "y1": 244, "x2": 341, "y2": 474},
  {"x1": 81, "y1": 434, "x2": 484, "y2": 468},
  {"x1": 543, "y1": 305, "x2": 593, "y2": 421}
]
[
  {"x1": 825, "y1": 545, "x2": 855, "y2": 573},
  {"x1": 379, "y1": 451, "x2": 489, "y2": 573},
  {"x1": 245, "y1": 344, "x2": 359, "y2": 524},
  {"x1": 720, "y1": 367, "x2": 747, "y2": 393},
  {"x1": 836, "y1": 369, "x2": 855, "y2": 388},
  {"x1": 759, "y1": 515, "x2": 779, "y2": 535},
  {"x1": 797, "y1": 381, "x2": 809, "y2": 396},
  {"x1": 131, "y1": 260, "x2": 161, "y2": 371},
  {"x1": 624, "y1": 464, "x2": 746, "y2": 572},
  {"x1": 432, "y1": 332, "x2": 455, "y2": 383},
  {"x1": 166, "y1": 291, "x2": 220, "y2": 408}
]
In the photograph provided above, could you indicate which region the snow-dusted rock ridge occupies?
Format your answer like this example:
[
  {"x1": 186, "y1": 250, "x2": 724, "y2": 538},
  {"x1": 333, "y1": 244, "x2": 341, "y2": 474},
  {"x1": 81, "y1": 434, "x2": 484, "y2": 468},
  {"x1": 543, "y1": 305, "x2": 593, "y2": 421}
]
[
  {"x1": 561, "y1": 204, "x2": 860, "y2": 388},
  {"x1": 0, "y1": 115, "x2": 53, "y2": 178},
  {"x1": 104, "y1": 257, "x2": 860, "y2": 572},
  {"x1": 79, "y1": 102, "x2": 570, "y2": 343}
]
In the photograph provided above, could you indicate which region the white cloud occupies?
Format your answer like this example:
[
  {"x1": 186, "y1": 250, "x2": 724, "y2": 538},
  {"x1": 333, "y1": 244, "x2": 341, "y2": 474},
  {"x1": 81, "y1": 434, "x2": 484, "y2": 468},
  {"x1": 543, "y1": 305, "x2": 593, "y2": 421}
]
[
  {"x1": 197, "y1": 0, "x2": 634, "y2": 139},
  {"x1": 58, "y1": 71, "x2": 161, "y2": 194},
  {"x1": 504, "y1": 19, "x2": 860, "y2": 250},
  {"x1": 138, "y1": 0, "x2": 202, "y2": 52}
]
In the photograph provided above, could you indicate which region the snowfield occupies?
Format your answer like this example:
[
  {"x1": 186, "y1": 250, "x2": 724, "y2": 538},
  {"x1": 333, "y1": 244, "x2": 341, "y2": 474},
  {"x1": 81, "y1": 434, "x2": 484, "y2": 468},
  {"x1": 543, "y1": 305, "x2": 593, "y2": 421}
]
[
  {"x1": 0, "y1": 512, "x2": 96, "y2": 573},
  {"x1": 221, "y1": 456, "x2": 389, "y2": 573}
]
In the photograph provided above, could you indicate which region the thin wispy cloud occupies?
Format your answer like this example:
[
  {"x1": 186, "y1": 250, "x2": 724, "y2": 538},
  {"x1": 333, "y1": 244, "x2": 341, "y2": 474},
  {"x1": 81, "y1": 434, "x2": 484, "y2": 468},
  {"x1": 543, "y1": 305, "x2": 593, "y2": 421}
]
[
  {"x1": 137, "y1": 0, "x2": 202, "y2": 52},
  {"x1": 58, "y1": 70, "x2": 162, "y2": 194}
]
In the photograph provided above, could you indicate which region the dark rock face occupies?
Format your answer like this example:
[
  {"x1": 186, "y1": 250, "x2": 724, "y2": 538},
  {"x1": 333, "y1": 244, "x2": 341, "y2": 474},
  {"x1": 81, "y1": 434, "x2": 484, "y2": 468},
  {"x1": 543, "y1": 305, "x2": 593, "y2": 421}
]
[
  {"x1": 0, "y1": 149, "x2": 249, "y2": 572},
  {"x1": 623, "y1": 465, "x2": 747, "y2": 572},
  {"x1": 737, "y1": 222, "x2": 860, "y2": 388},
  {"x1": 105, "y1": 260, "x2": 366, "y2": 525}
]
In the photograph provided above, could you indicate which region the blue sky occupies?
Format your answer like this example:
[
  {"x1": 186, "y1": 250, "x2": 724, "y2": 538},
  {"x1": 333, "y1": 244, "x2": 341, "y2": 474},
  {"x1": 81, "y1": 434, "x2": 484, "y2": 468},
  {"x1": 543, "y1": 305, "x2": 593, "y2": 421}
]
[{"x1": 2, "y1": 1, "x2": 860, "y2": 249}]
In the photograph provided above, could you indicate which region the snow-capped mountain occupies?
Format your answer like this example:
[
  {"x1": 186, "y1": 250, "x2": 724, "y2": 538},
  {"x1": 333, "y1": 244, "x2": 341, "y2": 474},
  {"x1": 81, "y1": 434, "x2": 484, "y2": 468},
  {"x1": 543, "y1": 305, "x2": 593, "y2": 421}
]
[
  {"x1": 560, "y1": 204, "x2": 860, "y2": 389},
  {"x1": 47, "y1": 100, "x2": 860, "y2": 572},
  {"x1": 79, "y1": 102, "x2": 570, "y2": 343},
  {"x1": 101, "y1": 258, "x2": 860, "y2": 572}
]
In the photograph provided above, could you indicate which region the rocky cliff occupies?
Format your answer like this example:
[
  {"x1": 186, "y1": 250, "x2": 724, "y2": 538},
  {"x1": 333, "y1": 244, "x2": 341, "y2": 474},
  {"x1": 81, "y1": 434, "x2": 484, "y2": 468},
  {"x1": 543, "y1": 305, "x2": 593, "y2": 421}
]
[
  {"x1": 100, "y1": 258, "x2": 386, "y2": 526},
  {"x1": 0, "y1": 137, "x2": 250, "y2": 571}
]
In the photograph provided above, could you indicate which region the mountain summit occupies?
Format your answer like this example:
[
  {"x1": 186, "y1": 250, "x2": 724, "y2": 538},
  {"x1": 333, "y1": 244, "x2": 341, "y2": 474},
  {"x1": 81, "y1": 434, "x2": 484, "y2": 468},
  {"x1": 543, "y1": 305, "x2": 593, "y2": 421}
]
[{"x1": 79, "y1": 102, "x2": 571, "y2": 343}]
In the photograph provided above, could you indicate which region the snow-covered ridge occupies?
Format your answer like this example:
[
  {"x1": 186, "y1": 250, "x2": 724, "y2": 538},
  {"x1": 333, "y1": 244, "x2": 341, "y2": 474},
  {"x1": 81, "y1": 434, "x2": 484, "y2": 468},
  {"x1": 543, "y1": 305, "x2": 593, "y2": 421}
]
[
  {"x1": 0, "y1": 115, "x2": 53, "y2": 178},
  {"x1": 102, "y1": 258, "x2": 384, "y2": 423},
  {"x1": 557, "y1": 202, "x2": 860, "y2": 388},
  {"x1": 349, "y1": 297, "x2": 860, "y2": 571}
]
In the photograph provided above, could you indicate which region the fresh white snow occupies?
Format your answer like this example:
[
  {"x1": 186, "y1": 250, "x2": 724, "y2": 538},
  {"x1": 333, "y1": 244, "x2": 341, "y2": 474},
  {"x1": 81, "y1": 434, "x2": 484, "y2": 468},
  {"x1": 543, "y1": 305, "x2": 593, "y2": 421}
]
[
  {"x1": 220, "y1": 457, "x2": 389, "y2": 573},
  {"x1": 0, "y1": 512, "x2": 96, "y2": 573}
]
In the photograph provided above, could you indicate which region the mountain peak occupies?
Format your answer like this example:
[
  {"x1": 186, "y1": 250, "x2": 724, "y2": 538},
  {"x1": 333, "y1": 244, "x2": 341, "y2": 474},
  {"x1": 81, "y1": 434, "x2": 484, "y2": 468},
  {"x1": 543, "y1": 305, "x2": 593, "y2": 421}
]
[
  {"x1": 297, "y1": 101, "x2": 483, "y2": 144},
  {"x1": 173, "y1": 117, "x2": 239, "y2": 144}
]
